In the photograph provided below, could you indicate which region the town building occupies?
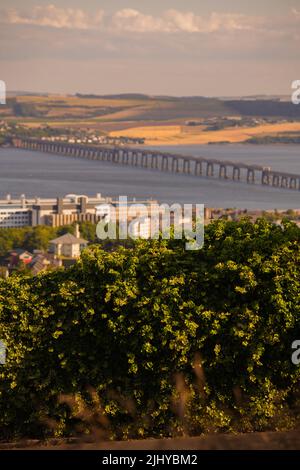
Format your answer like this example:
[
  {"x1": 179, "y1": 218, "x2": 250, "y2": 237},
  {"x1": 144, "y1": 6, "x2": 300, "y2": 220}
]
[
  {"x1": 0, "y1": 204, "x2": 31, "y2": 227},
  {"x1": 29, "y1": 252, "x2": 62, "y2": 275},
  {"x1": 6, "y1": 249, "x2": 33, "y2": 268},
  {"x1": 49, "y1": 225, "x2": 88, "y2": 258}
]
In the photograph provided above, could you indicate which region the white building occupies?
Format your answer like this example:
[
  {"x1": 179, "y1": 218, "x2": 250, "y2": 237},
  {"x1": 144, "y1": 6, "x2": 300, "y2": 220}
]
[
  {"x1": 49, "y1": 225, "x2": 88, "y2": 258},
  {"x1": 0, "y1": 205, "x2": 31, "y2": 228}
]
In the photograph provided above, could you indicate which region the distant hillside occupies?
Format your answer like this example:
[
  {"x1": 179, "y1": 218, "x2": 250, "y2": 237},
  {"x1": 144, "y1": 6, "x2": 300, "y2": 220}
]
[
  {"x1": 1, "y1": 93, "x2": 300, "y2": 122},
  {"x1": 227, "y1": 100, "x2": 300, "y2": 118},
  {"x1": 75, "y1": 93, "x2": 153, "y2": 100}
]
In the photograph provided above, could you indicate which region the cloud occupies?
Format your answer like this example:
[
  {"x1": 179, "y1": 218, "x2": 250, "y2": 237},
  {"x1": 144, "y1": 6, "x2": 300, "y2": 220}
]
[
  {"x1": 165, "y1": 10, "x2": 258, "y2": 33},
  {"x1": 0, "y1": 5, "x2": 259, "y2": 33},
  {"x1": 2, "y1": 4, "x2": 104, "y2": 30},
  {"x1": 165, "y1": 10, "x2": 207, "y2": 33},
  {"x1": 111, "y1": 9, "x2": 170, "y2": 33},
  {"x1": 110, "y1": 9, "x2": 257, "y2": 34},
  {"x1": 0, "y1": 4, "x2": 299, "y2": 39}
]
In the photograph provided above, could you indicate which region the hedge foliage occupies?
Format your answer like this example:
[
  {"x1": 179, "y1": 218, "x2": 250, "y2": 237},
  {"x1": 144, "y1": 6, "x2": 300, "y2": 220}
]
[{"x1": 0, "y1": 218, "x2": 299, "y2": 440}]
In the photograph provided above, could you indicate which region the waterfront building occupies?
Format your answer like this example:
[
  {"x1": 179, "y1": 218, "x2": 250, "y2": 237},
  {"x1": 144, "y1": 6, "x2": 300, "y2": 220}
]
[{"x1": 0, "y1": 193, "x2": 159, "y2": 228}]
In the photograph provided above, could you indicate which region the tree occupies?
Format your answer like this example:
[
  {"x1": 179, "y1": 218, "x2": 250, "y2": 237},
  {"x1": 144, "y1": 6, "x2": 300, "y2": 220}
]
[{"x1": 0, "y1": 219, "x2": 299, "y2": 440}]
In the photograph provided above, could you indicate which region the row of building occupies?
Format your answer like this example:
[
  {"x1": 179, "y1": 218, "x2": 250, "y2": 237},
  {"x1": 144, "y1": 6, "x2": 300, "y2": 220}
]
[
  {"x1": 40, "y1": 135, "x2": 145, "y2": 145},
  {"x1": 1, "y1": 194, "x2": 299, "y2": 231},
  {"x1": 0, "y1": 193, "x2": 163, "y2": 229}
]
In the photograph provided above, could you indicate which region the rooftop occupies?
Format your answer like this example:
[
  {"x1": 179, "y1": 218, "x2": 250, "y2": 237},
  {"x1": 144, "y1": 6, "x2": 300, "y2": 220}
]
[{"x1": 49, "y1": 233, "x2": 88, "y2": 245}]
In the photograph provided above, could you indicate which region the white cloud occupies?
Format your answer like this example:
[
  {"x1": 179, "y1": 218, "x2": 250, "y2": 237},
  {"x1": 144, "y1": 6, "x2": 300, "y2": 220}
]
[
  {"x1": 2, "y1": 4, "x2": 104, "y2": 30},
  {"x1": 111, "y1": 9, "x2": 170, "y2": 33},
  {"x1": 164, "y1": 10, "x2": 201, "y2": 33},
  {"x1": 110, "y1": 9, "x2": 256, "y2": 34},
  {"x1": 164, "y1": 10, "x2": 257, "y2": 33},
  {"x1": 0, "y1": 4, "x2": 299, "y2": 39},
  {"x1": 0, "y1": 5, "x2": 259, "y2": 33}
]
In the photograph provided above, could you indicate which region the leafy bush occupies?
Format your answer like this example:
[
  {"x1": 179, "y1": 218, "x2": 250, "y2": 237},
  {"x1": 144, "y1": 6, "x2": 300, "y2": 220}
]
[{"x1": 0, "y1": 219, "x2": 299, "y2": 440}]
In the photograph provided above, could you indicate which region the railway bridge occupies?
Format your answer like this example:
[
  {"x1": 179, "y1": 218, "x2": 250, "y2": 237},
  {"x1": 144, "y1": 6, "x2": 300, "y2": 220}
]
[{"x1": 12, "y1": 138, "x2": 300, "y2": 191}]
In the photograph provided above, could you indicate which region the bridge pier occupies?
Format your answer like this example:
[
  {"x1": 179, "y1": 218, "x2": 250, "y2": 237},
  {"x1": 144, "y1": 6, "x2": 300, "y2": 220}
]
[
  {"x1": 281, "y1": 176, "x2": 288, "y2": 188},
  {"x1": 247, "y1": 168, "x2": 255, "y2": 184},
  {"x1": 233, "y1": 166, "x2": 241, "y2": 181},
  {"x1": 151, "y1": 154, "x2": 159, "y2": 169},
  {"x1": 172, "y1": 157, "x2": 179, "y2": 173},
  {"x1": 114, "y1": 150, "x2": 118, "y2": 162},
  {"x1": 194, "y1": 161, "x2": 202, "y2": 176},
  {"x1": 132, "y1": 152, "x2": 138, "y2": 166},
  {"x1": 162, "y1": 155, "x2": 169, "y2": 171},
  {"x1": 141, "y1": 153, "x2": 147, "y2": 168},
  {"x1": 219, "y1": 165, "x2": 227, "y2": 179},
  {"x1": 206, "y1": 162, "x2": 214, "y2": 177},
  {"x1": 289, "y1": 177, "x2": 297, "y2": 190},
  {"x1": 262, "y1": 170, "x2": 271, "y2": 186},
  {"x1": 126, "y1": 151, "x2": 132, "y2": 165},
  {"x1": 122, "y1": 150, "x2": 128, "y2": 164},
  {"x1": 183, "y1": 159, "x2": 190, "y2": 174},
  {"x1": 272, "y1": 174, "x2": 280, "y2": 187}
]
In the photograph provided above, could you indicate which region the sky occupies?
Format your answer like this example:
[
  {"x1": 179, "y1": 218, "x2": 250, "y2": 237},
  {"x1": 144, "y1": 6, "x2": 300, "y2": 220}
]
[{"x1": 0, "y1": 0, "x2": 299, "y2": 96}]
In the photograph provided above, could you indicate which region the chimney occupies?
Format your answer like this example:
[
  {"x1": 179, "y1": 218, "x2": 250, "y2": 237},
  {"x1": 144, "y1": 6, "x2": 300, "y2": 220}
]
[{"x1": 75, "y1": 224, "x2": 80, "y2": 239}]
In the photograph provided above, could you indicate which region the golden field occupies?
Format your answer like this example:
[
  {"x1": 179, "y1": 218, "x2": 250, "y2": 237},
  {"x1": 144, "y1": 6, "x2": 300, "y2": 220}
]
[{"x1": 109, "y1": 122, "x2": 300, "y2": 145}]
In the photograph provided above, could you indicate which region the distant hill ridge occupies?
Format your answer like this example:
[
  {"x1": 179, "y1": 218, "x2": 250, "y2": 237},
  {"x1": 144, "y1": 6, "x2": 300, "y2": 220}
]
[{"x1": 2, "y1": 93, "x2": 300, "y2": 121}]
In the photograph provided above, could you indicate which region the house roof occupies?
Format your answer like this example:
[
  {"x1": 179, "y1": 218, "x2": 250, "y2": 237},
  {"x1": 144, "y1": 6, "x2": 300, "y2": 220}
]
[
  {"x1": 9, "y1": 249, "x2": 33, "y2": 257},
  {"x1": 30, "y1": 253, "x2": 60, "y2": 275},
  {"x1": 49, "y1": 233, "x2": 88, "y2": 245}
]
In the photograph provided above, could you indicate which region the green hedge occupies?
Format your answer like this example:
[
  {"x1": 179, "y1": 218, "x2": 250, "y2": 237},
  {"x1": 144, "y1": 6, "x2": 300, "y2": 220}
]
[{"x1": 0, "y1": 219, "x2": 299, "y2": 440}]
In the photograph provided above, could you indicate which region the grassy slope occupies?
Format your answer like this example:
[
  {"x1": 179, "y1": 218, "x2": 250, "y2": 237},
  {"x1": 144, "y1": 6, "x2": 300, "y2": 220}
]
[
  {"x1": 2, "y1": 93, "x2": 300, "y2": 144},
  {"x1": 0, "y1": 95, "x2": 232, "y2": 122}
]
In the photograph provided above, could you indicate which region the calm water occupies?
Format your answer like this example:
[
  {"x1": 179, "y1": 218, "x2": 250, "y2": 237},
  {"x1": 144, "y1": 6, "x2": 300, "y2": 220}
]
[
  {"x1": 0, "y1": 145, "x2": 299, "y2": 209},
  {"x1": 145, "y1": 144, "x2": 300, "y2": 174}
]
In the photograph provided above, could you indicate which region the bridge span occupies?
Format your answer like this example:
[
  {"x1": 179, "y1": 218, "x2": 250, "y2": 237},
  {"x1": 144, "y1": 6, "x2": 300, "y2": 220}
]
[{"x1": 12, "y1": 138, "x2": 300, "y2": 192}]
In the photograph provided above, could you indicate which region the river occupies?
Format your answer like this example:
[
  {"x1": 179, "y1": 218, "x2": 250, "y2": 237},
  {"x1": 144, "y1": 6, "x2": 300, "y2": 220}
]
[{"x1": 0, "y1": 145, "x2": 299, "y2": 209}]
